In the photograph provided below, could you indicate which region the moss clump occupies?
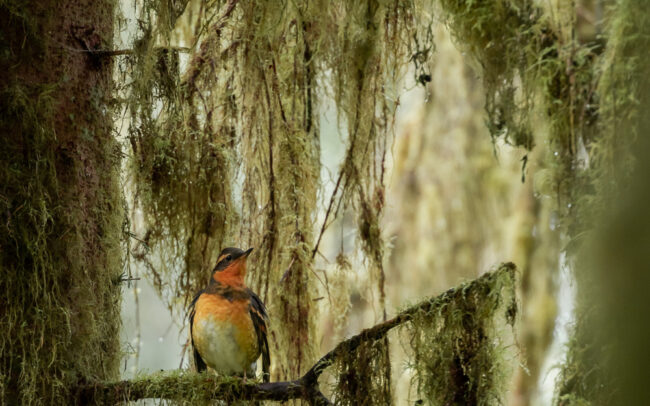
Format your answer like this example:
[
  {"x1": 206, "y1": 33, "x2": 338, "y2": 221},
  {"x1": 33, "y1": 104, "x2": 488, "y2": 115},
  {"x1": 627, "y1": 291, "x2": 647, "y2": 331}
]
[
  {"x1": 78, "y1": 370, "x2": 257, "y2": 405},
  {"x1": 437, "y1": 0, "x2": 598, "y2": 219},
  {"x1": 436, "y1": 0, "x2": 543, "y2": 148},
  {"x1": 406, "y1": 264, "x2": 516, "y2": 405}
]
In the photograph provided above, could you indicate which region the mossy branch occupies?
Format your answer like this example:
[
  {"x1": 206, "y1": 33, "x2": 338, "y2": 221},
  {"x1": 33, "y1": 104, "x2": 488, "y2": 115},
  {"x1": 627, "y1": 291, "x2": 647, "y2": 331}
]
[
  {"x1": 304, "y1": 262, "x2": 516, "y2": 382},
  {"x1": 75, "y1": 263, "x2": 516, "y2": 404}
]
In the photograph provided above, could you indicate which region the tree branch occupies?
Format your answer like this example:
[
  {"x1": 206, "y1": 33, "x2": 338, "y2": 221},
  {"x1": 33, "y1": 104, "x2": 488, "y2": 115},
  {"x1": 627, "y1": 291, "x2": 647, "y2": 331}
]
[{"x1": 75, "y1": 263, "x2": 516, "y2": 404}]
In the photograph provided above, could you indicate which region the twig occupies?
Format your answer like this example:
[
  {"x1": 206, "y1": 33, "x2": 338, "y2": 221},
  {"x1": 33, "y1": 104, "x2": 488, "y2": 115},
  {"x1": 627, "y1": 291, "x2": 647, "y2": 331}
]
[{"x1": 61, "y1": 44, "x2": 190, "y2": 56}]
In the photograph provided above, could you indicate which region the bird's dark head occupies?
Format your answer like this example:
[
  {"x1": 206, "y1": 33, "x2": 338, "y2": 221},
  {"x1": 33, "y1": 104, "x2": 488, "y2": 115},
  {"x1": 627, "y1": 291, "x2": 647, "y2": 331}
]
[{"x1": 211, "y1": 247, "x2": 253, "y2": 286}]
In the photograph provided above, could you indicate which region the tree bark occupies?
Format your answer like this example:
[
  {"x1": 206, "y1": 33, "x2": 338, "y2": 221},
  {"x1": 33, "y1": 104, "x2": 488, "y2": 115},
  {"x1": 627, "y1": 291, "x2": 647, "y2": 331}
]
[{"x1": 0, "y1": 1, "x2": 121, "y2": 403}]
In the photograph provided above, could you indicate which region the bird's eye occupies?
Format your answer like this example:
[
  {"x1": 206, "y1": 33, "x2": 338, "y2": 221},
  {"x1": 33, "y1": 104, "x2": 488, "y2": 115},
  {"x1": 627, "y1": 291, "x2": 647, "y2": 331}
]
[{"x1": 226, "y1": 255, "x2": 232, "y2": 261}]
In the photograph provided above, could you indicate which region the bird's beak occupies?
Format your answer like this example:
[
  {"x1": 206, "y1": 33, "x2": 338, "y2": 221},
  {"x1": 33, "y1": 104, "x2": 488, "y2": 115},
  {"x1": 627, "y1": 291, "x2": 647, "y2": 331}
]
[{"x1": 244, "y1": 248, "x2": 253, "y2": 258}]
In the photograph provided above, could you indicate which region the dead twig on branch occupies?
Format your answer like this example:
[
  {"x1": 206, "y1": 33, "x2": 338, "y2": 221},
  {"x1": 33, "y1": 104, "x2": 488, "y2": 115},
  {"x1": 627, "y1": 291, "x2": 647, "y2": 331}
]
[{"x1": 75, "y1": 263, "x2": 516, "y2": 404}]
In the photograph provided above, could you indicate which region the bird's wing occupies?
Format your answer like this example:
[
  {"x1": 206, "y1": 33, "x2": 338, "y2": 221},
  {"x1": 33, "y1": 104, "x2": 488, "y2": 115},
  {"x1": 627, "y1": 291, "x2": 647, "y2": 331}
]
[
  {"x1": 247, "y1": 289, "x2": 270, "y2": 382},
  {"x1": 189, "y1": 290, "x2": 208, "y2": 373}
]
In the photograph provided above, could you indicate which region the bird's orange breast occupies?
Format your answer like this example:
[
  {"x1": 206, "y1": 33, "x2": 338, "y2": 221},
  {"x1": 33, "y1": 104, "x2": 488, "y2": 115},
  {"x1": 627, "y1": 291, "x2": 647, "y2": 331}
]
[{"x1": 192, "y1": 292, "x2": 259, "y2": 374}]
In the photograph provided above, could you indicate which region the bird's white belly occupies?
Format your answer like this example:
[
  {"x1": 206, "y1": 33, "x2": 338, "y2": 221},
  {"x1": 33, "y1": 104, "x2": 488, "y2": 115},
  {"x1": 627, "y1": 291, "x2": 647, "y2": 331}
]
[{"x1": 195, "y1": 317, "x2": 255, "y2": 375}]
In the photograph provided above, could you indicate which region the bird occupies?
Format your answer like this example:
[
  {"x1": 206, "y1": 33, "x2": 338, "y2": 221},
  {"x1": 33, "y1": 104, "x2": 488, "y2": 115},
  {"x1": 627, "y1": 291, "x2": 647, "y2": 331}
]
[{"x1": 189, "y1": 247, "x2": 270, "y2": 382}]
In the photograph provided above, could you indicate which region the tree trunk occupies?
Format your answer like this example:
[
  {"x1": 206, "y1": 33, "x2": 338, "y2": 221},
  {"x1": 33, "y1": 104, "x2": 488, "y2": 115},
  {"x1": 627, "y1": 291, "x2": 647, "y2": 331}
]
[{"x1": 0, "y1": 1, "x2": 121, "y2": 404}]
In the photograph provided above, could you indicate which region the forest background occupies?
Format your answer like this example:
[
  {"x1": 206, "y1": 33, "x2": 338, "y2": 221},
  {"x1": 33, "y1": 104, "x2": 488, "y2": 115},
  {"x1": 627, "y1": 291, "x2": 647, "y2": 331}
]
[{"x1": 1, "y1": 0, "x2": 649, "y2": 405}]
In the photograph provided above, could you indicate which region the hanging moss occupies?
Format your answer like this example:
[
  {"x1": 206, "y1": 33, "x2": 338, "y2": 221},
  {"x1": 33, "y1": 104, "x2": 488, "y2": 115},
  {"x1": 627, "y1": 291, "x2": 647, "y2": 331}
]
[
  {"x1": 406, "y1": 265, "x2": 517, "y2": 405},
  {"x1": 435, "y1": 0, "x2": 542, "y2": 148},
  {"x1": 0, "y1": 1, "x2": 123, "y2": 404},
  {"x1": 326, "y1": 1, "x2": 419, "y2": 318},
  {"x1": 123, "y1": 0, "x2": 431, "y2": 384},
  {"x1": 436, "y1": 0, "x2": 600, "y2": 220},
  {"x1": 332, "y1": 337, "x2": 392, "y2": 406},
  {"x1": 330, "y1": 253, "x2": 353, "y2": 339},
  {"x1": 124, "y1": 0, "x2": 238, "y2": 312}
]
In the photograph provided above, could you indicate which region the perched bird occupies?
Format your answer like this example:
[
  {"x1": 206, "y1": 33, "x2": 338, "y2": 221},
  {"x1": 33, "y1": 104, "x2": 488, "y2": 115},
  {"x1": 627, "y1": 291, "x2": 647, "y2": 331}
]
[{"x1": 190, "y1": 247, "x2": 270, "y2": 382}]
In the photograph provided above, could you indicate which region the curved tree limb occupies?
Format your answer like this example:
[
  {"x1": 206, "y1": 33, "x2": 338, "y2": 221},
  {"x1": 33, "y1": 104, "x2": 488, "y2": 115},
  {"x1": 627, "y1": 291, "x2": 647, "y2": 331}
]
[{"x1": 75, "y1": 263, "x2": 516, "y2": 404}]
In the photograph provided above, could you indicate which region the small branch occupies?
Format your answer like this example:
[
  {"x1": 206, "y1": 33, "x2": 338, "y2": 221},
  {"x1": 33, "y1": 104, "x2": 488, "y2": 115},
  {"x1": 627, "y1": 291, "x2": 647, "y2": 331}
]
[
  {"x1": 95, "y1": 46, "x2": 191, "y2": 57},
  {"x1": 76, "y1": 263, "x2": 516, "y2": 404},
  {"x1": 61, "y1": 44, "x2": 190, "y2": 57}
]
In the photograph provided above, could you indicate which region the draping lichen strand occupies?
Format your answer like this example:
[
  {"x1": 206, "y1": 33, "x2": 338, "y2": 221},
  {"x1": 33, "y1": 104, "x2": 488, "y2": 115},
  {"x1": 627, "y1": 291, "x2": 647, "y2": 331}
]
[
  {"x1": 124, "y1": 0, "x2": 428, "y2": 383},
  {"x1": 437, "y1": 0, "x2": 597, "y2": 215},
  {"x1": 324, "y1": 1, "x2": 419, "y2": 319},
  {"x1": 0, "y1": 1, "x2": 122, "y2": 404},
  {"x1": 332, "y1": 338, "x2": 392, "y2": 406},
  {"x1": 125, "y1": 0, "x2": 238, "y2": 310},
  {"x1": 407, "y1": 266, "x2": 516, "y2": 405}
]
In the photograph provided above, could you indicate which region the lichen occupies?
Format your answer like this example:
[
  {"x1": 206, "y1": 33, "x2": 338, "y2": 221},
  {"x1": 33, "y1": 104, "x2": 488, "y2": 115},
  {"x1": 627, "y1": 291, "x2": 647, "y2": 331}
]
[
  {"x1": 332, "y1": 337, "x2": 392, "y2": 406},
  {"x1": 406, "y1": 264, "x2": 517, "y2": 405},
  {"x1": 122, "y1": 0, "x2": 431, "y2": 384}
]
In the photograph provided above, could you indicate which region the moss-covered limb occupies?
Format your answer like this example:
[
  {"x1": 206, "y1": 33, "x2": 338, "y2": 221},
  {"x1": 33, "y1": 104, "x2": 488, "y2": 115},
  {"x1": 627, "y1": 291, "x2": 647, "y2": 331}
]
[
  {"x1": 76, "y1": 45, "x2": 190, "y2": 57},
  {"x1": 75, "y1": 263, "x2": 515, "y2": 404},
  {"x1": 75, "y1": 373, "x2": 330, "y2": 405},
  {"x1": 407, "y1": 263, "x2": 517, "y2": 404},
  {"x1": 305, "y1": 262, "x2": 516, "y2": 382}
]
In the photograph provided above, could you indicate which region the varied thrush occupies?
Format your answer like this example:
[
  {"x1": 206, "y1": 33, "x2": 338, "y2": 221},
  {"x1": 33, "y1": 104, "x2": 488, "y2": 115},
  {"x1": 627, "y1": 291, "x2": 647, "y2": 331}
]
[{"x1": 190, "y1": 247, "x2": 270, "y2": 382}]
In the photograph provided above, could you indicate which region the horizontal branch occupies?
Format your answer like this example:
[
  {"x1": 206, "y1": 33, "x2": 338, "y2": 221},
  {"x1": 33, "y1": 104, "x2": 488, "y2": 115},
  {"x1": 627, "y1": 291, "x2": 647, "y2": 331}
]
[
  {"x1": 75, "y1": 373, "x2": 326, "y2": 405},
  {"x1": 92, "y1": 46, "x2": 191, "y2": 57},
  {"x1": 75, "y1": 263, "x2": 516, "y2": 404},
  {"x1": 61, "y1": 45, "x2": 190, "y2": 57}
]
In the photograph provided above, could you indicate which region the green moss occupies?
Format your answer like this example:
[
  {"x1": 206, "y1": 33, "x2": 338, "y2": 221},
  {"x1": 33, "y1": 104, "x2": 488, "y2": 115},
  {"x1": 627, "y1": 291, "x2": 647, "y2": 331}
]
[
  {"x1": 125, "y1": 0, "x2": 238, "y2": 313},
  {"x1": 436, "y1": 0, "x2": 600, "y2": 221},
  {"x1": 406, "y1": 265, "x2": 516, "y2": 405},
  {"x1": 436, "y1": 0, "x2": 543, "y2": 148},
  {"x1": 80, "y1": 370, "x2": 257, "y2": 405},
  {"x1": 332, "y1": 337, "x2": 392, "y2": 405}
]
